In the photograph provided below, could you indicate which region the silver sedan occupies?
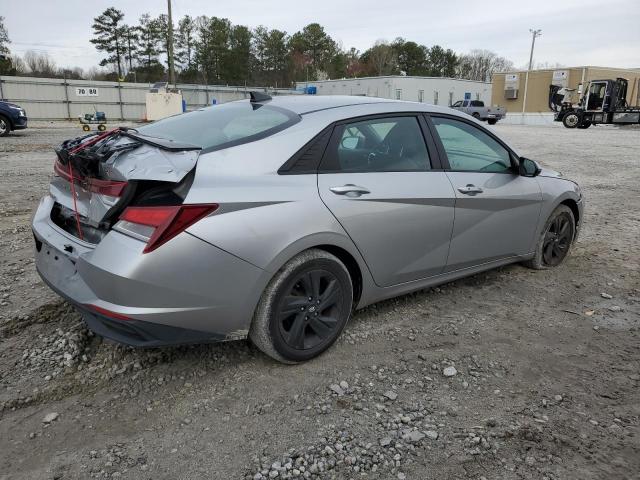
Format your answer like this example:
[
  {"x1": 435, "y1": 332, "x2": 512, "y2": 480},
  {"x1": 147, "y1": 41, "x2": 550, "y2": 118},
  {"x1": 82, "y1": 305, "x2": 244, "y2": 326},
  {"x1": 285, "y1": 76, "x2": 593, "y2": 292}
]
[{"x1": 32, "y1": 94, "x2": 583, "y2": 362}]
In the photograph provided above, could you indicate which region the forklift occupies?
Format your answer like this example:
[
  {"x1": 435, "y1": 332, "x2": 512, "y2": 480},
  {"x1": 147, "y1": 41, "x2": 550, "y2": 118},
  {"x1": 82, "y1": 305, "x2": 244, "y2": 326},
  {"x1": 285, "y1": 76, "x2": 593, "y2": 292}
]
[{"x1": 549, "y1": 77, "x2": 640, "y2": 129}]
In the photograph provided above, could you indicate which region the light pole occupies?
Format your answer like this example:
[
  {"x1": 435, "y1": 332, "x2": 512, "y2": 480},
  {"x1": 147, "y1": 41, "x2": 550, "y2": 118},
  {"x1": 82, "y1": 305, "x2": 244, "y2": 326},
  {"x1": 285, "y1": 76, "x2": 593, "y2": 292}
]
[
  {"x1": 167, "y1": 0, "x2": 176, "y2": 87},
  {"x1": 522, "y1": 28, "x2": 542, "y2": 114}
]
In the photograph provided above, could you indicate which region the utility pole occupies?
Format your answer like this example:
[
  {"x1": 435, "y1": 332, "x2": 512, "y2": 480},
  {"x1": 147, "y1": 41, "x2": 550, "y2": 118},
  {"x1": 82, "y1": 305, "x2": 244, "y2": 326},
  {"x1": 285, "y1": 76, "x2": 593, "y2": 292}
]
[
  {"x1": 167, "y1": 0, "x2": 176, "y2": 87},
  {"x1": 522, "y1": 28, "x2": 542, "y2": 114}
]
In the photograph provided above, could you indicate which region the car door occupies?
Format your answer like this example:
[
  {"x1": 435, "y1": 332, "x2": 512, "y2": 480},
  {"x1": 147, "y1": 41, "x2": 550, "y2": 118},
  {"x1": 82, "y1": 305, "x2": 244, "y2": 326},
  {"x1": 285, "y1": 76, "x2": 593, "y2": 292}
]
[
  {"x1": 427, "y1": 115, "x2": 543, "y2": 272},
  {"x1": 317, "y1": 114, "x2": 456, "y2": 287}
]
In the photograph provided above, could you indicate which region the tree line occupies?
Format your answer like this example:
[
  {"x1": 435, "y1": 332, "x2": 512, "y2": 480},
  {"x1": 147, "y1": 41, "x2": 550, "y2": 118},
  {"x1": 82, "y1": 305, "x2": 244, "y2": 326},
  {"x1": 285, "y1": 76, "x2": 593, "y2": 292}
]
[{"x1": 0, "y1": 11, "x2": 514, "y2": 85}]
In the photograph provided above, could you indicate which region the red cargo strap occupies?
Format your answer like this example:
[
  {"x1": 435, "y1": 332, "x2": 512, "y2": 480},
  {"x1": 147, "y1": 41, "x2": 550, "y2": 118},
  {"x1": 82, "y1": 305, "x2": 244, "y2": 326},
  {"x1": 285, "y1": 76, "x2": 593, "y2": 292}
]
[{"x1": 67, "y1": 161, "x2": 84, "y2": 241}]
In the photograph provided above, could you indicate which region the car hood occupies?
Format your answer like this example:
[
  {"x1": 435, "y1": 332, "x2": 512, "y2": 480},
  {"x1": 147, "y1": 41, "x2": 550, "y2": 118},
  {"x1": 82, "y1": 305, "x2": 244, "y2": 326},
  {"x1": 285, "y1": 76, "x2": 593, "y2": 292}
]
[
  {"x1": 538, "y1": 167, "x2": 564, "y2": 179},
  {"x1": 0, "y1": 102, "x2": 22, "y2": 109}
]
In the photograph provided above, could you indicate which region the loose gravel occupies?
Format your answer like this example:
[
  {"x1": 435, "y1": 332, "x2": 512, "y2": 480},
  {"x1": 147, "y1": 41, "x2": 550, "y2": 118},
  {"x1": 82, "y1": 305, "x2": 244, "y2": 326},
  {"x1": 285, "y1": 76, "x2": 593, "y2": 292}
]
[{"x1": 0, "y1": 122, "x2": 638, "y2": 480}]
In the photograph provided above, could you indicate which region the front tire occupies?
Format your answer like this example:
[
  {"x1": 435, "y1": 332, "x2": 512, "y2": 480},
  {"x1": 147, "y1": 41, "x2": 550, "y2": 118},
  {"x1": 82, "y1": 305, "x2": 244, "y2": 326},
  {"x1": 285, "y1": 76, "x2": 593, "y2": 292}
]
[
  {"x1": 0, "y1": 115, "x2": 10, "y2": 137},
  {"x1": 487, "y1": 118, "x2": 497, "y2": 125},
  {"x1": 562, "y1": 112, "x2": 580, "y2": 128},
  {"x1": 523, "y1": 205, "x2": 575, "y2": 270},
  {"x1": 249, "y1": 249, "x2": 353, "y2": 363}
]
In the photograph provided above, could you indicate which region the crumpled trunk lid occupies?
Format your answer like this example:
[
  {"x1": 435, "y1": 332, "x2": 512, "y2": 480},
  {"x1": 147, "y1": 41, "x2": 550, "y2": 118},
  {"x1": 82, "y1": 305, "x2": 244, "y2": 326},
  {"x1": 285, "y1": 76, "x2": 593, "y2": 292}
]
[{"x1": 50, "y1": 129, "x2": 201, "y2": 243}]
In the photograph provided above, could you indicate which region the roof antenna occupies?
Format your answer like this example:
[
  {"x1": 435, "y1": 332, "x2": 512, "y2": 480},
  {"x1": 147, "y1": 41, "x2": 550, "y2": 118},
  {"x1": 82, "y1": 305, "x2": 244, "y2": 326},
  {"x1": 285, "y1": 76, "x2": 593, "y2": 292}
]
[{"x1": 250, "y1": 91, "x2": 272, "y2": 103}]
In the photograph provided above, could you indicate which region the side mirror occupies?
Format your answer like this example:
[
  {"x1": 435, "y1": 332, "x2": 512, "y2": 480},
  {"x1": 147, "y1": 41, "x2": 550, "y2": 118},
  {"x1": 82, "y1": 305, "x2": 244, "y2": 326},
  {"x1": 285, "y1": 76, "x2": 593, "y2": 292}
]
[
  {"x1": 341, "y1": 136, "x2": 359, "y2": 150},
  {"x1": 519, "y1": 157, "x2": 541, "y2": 177}
]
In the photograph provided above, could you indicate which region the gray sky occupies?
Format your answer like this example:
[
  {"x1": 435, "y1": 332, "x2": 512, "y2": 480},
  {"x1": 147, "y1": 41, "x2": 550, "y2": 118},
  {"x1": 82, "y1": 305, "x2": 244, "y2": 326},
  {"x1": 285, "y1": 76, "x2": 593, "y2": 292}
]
[{"x1": 2, "y1": 0, "x2": 639, "y2": 71}]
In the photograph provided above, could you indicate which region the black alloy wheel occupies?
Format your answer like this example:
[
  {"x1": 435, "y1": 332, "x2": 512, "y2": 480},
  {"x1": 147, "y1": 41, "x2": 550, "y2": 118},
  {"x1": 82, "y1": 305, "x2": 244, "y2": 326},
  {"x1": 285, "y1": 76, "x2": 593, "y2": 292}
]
[
  {"x1": 250, "y1": 249, "x2": 353, "y2": 363},
  {"x1": 541, "y1": 212, "x2": 574, "y2": 266},
  {"x1": 277, "y1": 269, "x2": 343, "y2": 350}
]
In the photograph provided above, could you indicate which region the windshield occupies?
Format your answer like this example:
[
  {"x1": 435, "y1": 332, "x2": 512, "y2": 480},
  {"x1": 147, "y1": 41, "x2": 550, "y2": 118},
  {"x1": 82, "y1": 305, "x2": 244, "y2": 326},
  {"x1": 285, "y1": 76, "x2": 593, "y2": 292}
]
[{"x1": 137, "y1": 101, "x2": 300, "y2": 152}]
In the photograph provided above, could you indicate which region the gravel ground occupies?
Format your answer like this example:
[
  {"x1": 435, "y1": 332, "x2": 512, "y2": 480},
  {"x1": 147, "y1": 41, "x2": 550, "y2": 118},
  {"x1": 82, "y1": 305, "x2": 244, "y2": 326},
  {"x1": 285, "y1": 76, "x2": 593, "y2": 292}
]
[{"x1": 0, "y1": 121, "x2": 638, "y2": 480}]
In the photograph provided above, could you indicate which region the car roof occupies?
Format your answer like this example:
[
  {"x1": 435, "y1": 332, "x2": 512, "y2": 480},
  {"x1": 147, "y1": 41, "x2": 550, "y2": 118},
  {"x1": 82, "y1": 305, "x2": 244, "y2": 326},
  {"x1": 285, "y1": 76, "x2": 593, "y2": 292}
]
[
  {"x1": 263, "y1": 94, "x2": 396, "y2": 114},
  {"x1": 257, "y1": 94, "x2": 465, "y2": 118}
]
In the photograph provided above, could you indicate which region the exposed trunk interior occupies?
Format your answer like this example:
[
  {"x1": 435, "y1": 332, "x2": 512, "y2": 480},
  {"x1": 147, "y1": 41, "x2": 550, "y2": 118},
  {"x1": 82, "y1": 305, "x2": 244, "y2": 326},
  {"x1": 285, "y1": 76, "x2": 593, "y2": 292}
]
[{"x1": 51, "y1": 130, "x2": 200, "y2": 243}]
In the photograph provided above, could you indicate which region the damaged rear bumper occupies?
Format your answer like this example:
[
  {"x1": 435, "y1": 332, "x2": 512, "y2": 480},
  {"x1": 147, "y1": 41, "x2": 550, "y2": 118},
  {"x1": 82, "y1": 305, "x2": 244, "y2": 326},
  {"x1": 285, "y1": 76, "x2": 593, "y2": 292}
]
[{"x1": 32, "y1": 195, "x2": 266, "y2": 347}]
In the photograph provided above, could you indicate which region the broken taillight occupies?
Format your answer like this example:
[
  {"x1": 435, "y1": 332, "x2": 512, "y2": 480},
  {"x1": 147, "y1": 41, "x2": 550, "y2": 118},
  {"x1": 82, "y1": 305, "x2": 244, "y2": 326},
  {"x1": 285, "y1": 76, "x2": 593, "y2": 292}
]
[
  {"x1": 54, "y1": 160, "x2": 127, "y2": 197},
  {"x1": 117, "y1": 204, "x2": 218, "y2": 253}
]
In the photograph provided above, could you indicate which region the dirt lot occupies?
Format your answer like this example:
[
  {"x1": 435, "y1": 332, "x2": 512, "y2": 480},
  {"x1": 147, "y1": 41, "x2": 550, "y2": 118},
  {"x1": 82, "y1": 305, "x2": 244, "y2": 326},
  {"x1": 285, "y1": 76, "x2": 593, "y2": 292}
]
[{"x1": 0, "y1": 121, "x2": 638, "y2": 480}]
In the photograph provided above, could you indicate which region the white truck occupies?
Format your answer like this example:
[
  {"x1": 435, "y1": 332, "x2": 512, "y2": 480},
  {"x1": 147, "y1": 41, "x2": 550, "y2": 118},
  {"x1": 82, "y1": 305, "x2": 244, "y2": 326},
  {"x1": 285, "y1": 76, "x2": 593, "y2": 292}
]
[{"x1": 451, "y1": 99, "x2": 505, "y2": 125}]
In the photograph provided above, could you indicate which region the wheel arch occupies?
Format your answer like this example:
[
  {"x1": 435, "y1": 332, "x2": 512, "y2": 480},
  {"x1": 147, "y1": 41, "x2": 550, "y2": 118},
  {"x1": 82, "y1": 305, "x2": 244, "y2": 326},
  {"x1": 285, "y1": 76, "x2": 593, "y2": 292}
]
[
  {"x1": 261, "y1": 233, "x2": 372, "y2": 309},
  {"x1": 559, "y1": 198, "x2": 580, "y2": 238},
  {"x1": 312, "y1": 244, "x2": 363, "y2": 307}
]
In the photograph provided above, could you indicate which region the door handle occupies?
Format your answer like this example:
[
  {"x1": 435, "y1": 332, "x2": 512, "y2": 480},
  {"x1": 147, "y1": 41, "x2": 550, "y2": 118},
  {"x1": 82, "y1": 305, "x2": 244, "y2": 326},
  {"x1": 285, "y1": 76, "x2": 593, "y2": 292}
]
[
  {"x1": 329, "y1": 184, "x2": 371, "y2": 197},
  {"x1": 457, "y1": 184, "x2": 484, "y2": 195}
]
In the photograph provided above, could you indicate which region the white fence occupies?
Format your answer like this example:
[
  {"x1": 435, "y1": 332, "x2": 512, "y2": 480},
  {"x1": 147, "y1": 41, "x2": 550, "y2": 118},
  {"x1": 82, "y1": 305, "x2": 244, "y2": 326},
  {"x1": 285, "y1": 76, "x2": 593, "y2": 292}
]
[
  {"x1": 500, "y1": 113, "x2": 556, "y2": 125},
  {"x1": 0, "y1": 76, "x2": 300, "y2": 120}
]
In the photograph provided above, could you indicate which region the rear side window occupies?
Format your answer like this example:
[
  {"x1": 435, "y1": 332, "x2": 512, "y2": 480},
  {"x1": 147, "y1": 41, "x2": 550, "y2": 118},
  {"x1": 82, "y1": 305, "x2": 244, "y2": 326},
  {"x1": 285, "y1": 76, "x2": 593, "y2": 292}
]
[
  {"x1": 432, "y1": 117, "x2": 512, "y2": 173},
  {"x1": 137, "y1": 102, "x2": 300, "y2": 152},
  {"x1": 470, "y1": 100, "x2": 484, "y2": 107},
  {"x1": 321, "y1": 116, "x2": 431, "y2": 173}
]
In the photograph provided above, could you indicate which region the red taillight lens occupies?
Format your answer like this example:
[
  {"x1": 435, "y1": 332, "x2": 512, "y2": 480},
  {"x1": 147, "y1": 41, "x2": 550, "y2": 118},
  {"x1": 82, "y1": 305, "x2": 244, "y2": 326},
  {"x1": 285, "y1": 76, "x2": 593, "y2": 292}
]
[
  {"x1": 119, "y1": 204, "x2": 218, "y2": 253},
  {"x1": 54, "y1": 160, "x2": 127, "y2": 197}
]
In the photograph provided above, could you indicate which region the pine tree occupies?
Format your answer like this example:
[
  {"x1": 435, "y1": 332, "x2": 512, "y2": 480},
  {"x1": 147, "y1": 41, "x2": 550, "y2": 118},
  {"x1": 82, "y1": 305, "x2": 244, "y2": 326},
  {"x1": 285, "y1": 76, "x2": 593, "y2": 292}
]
[
  {"x1": 134, "y1": 13, "x2": 165, "y2": 81},
  {"x1": 224, "y1": 25, "x2": 252, "y2": 84},
  {"x1": 253, "y1": 27, "x2": 289, "y2": 86},
  {"x1": 123, "y1": 25, "x2": 138, "y2": 74},
  {"x1": 195, "y1": 17, "x2": 230, "y2": 83},
  {"x1": 90, "y1": 8, "x2": 126, "y2": 79},
  {"x1": 0, "y1": 16, "x2": 13, "y2": 75},
  {"x1": 0, "y1": 16, "x2": 10, "y2": 55},
  {"x1": 175, "y1": 15, "x2": 197, "y2": 72}
]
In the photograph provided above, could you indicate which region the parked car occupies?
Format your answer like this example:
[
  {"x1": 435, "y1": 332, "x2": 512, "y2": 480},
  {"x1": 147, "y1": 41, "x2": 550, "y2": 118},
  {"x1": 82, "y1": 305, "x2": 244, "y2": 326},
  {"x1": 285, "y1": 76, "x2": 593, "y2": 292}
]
[
  {"x1": 33, "y1": 94, "x2": 582, "y2": 363},
  {"x1": 0, "y1": 100, "x2": 28, "y2": 136},
  {"x1": 451, "y1": 99, "x2": 505, "y2": 124}
]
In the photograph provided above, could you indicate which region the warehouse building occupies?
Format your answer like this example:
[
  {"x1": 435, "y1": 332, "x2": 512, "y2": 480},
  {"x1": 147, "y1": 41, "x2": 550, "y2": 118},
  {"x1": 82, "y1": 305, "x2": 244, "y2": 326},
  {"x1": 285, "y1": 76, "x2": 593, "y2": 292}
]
[
  {"x1": 297, "y1": 76, "x2": 492, "y2": 106},
  {"x1": 492, "y1": 66, "x2": 640, "y2": 122}
]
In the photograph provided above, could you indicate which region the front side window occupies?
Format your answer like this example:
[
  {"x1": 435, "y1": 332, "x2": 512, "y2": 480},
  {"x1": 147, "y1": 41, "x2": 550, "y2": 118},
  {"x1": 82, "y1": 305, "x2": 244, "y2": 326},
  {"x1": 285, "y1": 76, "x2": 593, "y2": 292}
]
[
  {"x1": 587, "y1": 82, "x2": 606, "y2": 110},
  {"x1": 137, "y1": 101, "x2": 299, "y2": 151},
  {"x1": 452, "y1": 100, "x2": 463, "y2": 107},
  {"x1": 322, "y1": 116, "x2": 431, "y2": 172},
  {"x1": 432, "y1": 117, "x2": 512, "y2": 173}
]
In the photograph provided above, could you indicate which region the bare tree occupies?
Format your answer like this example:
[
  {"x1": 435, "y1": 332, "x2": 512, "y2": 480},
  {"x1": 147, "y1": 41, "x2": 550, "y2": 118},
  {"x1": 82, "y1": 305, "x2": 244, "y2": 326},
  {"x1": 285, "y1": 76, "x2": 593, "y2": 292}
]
[
  {"x1": 23, "y1": 50, "x2": 57, "y2": 77},
  {"x1": 10, "y1": 54, "x2": 26, "y2": 74},
  {"x1": 362, "y1": 40, "x2": 397, "y2": 76},
  {"x1": 457, "y1": 49, "x2": 513, "y2": 81}
]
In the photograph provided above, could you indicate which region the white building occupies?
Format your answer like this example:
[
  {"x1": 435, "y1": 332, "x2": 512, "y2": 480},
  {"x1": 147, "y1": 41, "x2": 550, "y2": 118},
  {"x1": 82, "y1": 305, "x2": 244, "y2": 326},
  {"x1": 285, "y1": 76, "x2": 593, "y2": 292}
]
[{"x1": 297, "y1": 76, "x2": 493, "y2": 106}]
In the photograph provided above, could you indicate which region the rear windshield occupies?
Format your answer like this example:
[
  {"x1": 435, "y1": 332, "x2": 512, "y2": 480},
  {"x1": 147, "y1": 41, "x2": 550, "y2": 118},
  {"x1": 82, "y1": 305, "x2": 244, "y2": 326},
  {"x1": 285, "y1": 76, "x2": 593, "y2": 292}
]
[{"x1": 137, "y1": 101, "x2": 300, "y2": 152}]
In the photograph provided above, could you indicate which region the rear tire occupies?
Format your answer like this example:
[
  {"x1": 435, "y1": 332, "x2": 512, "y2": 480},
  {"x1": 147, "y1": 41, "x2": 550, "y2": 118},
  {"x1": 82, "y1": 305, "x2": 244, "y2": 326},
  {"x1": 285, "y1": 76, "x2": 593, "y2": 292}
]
[
  {"x1": 249, "y1": 249, "x2": 353, "y2": 363},
  {"x1": 82, "y1": 124, "x2": 91, "y2": 132},
  {"x1": 523, "y1": 205, "x2": 575, "y2": 270},
  {"x1": 98, "y1": 124, "x2": 106, "y2": 132},
  {"x1": 0, "y1": 115, "x2": 10, "y2": 137}
]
